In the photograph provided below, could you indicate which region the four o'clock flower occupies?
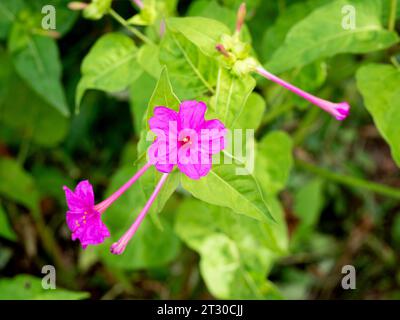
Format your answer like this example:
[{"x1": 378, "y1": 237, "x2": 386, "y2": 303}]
[
  {"x1": 64, "y1": 100, "x2": 226, "y2": 255},
  {"x1": 63, "y1": 162, "x2": 152, "y2": 249},
  {"x1": 111, "y1": 100, "x2": 226, "y2": 254},
  {"x1": 215, "y1": 3, "x2": 350, "y2": 121}
]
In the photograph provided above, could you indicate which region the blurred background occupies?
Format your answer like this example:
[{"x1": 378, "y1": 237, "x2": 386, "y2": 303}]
[{"x1": 0, "y1": 0, "x2": 400, "y2": 299}]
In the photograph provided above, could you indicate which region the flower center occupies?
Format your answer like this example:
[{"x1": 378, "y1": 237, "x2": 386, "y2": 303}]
[{"x1": 181, "y1": 135, "x2": 192, "y2": 146}]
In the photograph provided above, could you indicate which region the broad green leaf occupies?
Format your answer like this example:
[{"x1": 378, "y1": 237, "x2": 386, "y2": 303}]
[
  {"x1": 175, "y1": 199, "x2": 283, "y2": 299},
  {"x1": 294, "y1": 179, "x2": 325, "y2": 228},
  {"x1": 181, "y1": 164, "x2": 274, "y2": 223},
  {"x1": 166, "y1": 17, "x2": 231, "y2": 57},
  {"x1": 137, "y1": 44, "x2": 162, "y2": 78},
  {"x1": 0, "y1": 157, "x2": 39, "y2": 215},
  {"x1": 26, "y1": 0, "x2": 79, "y2": 36},
  {"x1": 356, "y1": 64, "x2": 400, "y2": 166},
  {"x1": 130, "y1": 72, "x2": 157, "y2": 134},
  {"x1": 210, "y1": 67, "x2": 256, "y2": 127},
  {"x1": 0, "y1": 52, "x2": 69, "y2": 147},
  {"x1": 233, "y1": 92, "x2": 265, "y2": 130},
  {"x1": 83, "y1": 0, "x2": 112, "y2": 20},
  {"x1": 8, "y1": 27, "x2": 70, "y2": 116},
  {"x1": 0, "y1": 204, "x2": 17, "y2": 241},
  {"x1": 137, "y1": 67, "x2": 180, "y2": 155},
  {"x1": 0, "y1": 275, "x2": 89, "y2": 300},
  {"x1": 256, "y1": 131, "x2": 294, "y2": 195},
  {"x1": 97, "y1": 165, "x2": 180, "y2": 270},
  {"x1": 0, "y1": 0, "x2": 24, "y2": 39},
  {"x1": 160, "y1": 31, "x2": 218, "y2": 99},
  {"x1": 76, "y1": 33, "x2": 142, "y2": 110},
  {"x1": 266, "y1": 0, "x2": 399, "y2": 74},
  {"x1": 261, "y1": 0, "x2": 330, "y2": 61}
]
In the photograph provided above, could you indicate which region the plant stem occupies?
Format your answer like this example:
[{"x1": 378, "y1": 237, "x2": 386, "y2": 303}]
[
  {"x1": 389, "y1": 0, "x2": 398, "y2": 32},
  {"x1": 296, "y1": 159, "x2": 400, "y2": 200},
  {"x1": 108, "y1": 8, "x2": 154, "y2": 45}
]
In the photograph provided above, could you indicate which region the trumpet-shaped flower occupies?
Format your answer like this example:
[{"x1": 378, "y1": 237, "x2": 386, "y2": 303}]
[{"x1": 148, "y1": 100, "x2": 226, "y2": 179}]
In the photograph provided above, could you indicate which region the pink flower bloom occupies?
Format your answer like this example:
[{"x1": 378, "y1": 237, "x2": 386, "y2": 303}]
[
  {"x1": 63, "y1": 162, "x2": 151, "y2": 249},
  {"x1": 255, "y1": 67, "x2": 350, "y2": 121},
  {"x1": 148, "y1": 100, "x2": 226, "y2": 179},
  {"x1": 110, "y1": 101, "x2": 226, "y2": 255},
  {"x1": 64, "y1": 181, "x2": 110, "y2": 249}
]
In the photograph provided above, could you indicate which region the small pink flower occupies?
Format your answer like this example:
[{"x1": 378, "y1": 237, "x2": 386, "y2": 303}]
[
  {"x1": 148, "y1": 100, "x2": 226, "y2": 179},
  {"x1": 63, "y1": 162, "x2": 152, "y2": 249},
  {"x1": 64, "y1": 181, "x2": 110, "y2": 249}
]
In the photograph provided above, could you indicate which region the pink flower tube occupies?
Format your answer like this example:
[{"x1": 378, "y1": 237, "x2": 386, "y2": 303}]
[{"x1": 64, "y1": 101, "x2": 226, "y2": 253}]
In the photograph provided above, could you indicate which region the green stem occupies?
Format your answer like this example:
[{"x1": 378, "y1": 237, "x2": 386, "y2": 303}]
[
  {"x1": 296, "y1": 159, "x2": 400, "y2": 200},
  {"x1": 108, "y1": 9, "x2": 154, "y2": 45},
  {"x1": 388, "y1": 0, "x2": 398, "y2": 32}
]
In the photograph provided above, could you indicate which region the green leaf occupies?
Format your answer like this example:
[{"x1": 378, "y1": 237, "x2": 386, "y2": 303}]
[
  {"x1": 294, "y1": 179, "x2": 325, "y2": 228},
  {"x1": 166, "y1": 17, "x2": 231, "y2": 57},
  {"x1": 175, "y1": 199, "x2": 283, "y2": 299},
  {"x1": 261, "y1": 0, "x2": 330, "y2": 61},
  {"x1": 26, "y1": 0, "x2": 79, "y2": 36},
  {"x1": 210, "y1": 67, "x2": 256, "y2": 127},
  {"x1": 0, "y1": 50, "x2": 69, "y2": 147},
  {"x1": 141, "y1": 66, "x2": 180, "y2": 131},
  {"x1": 97, "y1": 165, "x2": 180, "y2": 270},
  {"x1": 0, "y1": 204, "x2": 17, "y2": 241},
  {"x1": 8, "y1": 27, "x2": 70, "y2": 116},
  {"x1": 76, "y1": 33, "x2": 142, "y2": 110},
  {"x1": 181, "y1": 164, "x2": 274, "y2": 223},
  {"x1": 137, "y1": 67, "x2": 180, "y2": 155},
  {"x1": 137, "y1": 44, "x2": 162, "y2": 78},
  {"x1": 83, "y1": 0, "x2": 112, "y2": 20},
  {"x1": 266, "y1": 0, "x2": 399, "y2": 74},
  {"x1": 255, "y1": 131, "x2": 294, "y2": 195},
  {"x1": 0, "y1": 157, "x2": 39, "y2": 215},
  {"x1": 0, "y1": 275, "x2": 89, "y2": 299},
  {"x1": 160, "y1": 31, "x2": 218, "y2": 99},
  {"x1": 0, "y1": 0, "x2": 24, "y2": 39},
  {"x1": 233, "y1": 92, "x2": 265, "y2": 130},
  {"x1": 356, "y1": 63, "x2": 400, "y2": 166},
  {"x1": 130, "y1": 72, "x2": 157, "y2": 134}
]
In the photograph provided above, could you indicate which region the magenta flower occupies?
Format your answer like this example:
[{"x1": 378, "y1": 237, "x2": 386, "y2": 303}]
[
  {"x1": 148, "y1": 100, "x2": 226, "y2": 179},
  {"x1": 255, "y1": 67, "x2": 350, "y2": 121},
  {"x1": 110, "y1": 101, "x2": 226, "y2": 255},
  {"x1": 63, "y1": 162, "x2": 152, "y2": 249}
]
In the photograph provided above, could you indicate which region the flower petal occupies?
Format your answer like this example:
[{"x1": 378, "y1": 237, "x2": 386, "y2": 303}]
[
  {"x1": 178, "y1": 100, "x2": 206, "y2": 130},
  {"x1": 63, "y1": 186, "x2": 86, "y2": 211},
  {"x1": 200, "y1": 119, "x2": 226, "y2": 154},
  {"x1": 149, "y1": 106, "x2": 178, "y2": 133},
  {"x1": 74, "y1": 180, "x2": 95, "y2": 207}
]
